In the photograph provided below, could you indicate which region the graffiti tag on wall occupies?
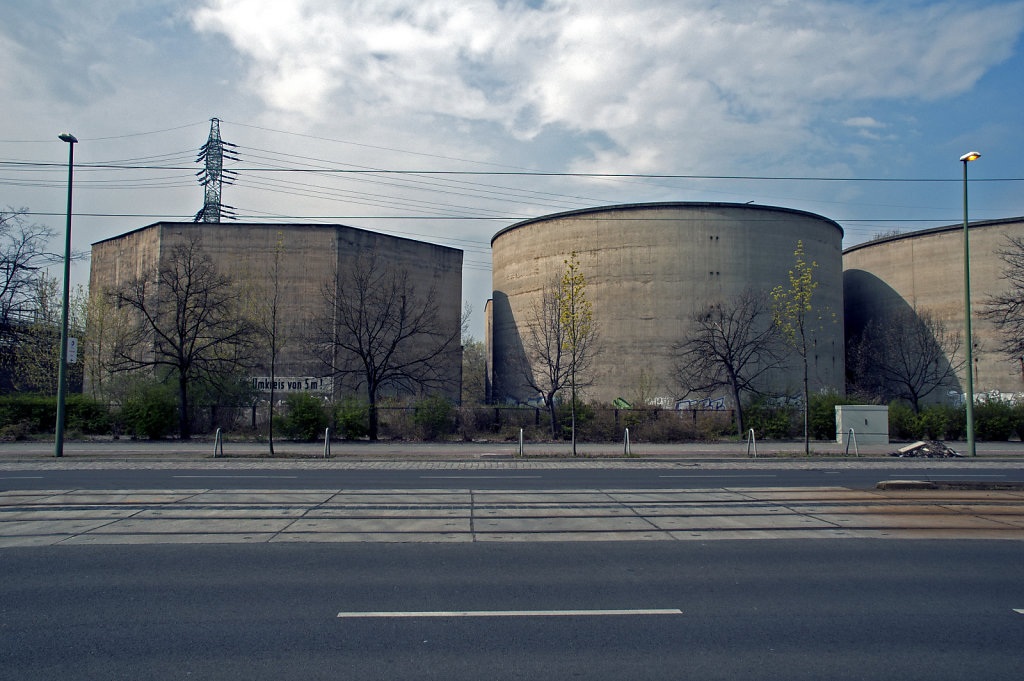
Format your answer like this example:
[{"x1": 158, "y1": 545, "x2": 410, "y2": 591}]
[{"x1": 673, "y1": 397, "x2": 727, "y2": 411}]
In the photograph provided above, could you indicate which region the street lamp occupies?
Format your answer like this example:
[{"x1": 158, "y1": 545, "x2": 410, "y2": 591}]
[
  {"x1": 960, "y1": 150, "x2": 980, "y2": 457},
  {"x1": 54, "y1": 133, "x2": 77, "y2": 458}
]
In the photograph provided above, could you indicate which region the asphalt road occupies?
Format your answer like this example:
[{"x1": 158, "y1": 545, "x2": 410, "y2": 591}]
[
  {"x1": 2, "y1": 465, "x2": 1023, "y2": 490},
  {"x1": 3, "y1": 540, "x2": 1023, "y2": 680}
]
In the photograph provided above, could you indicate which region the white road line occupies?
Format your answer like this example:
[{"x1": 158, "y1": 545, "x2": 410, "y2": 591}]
[
  {"x1": 337, "y1": 609, "x2": 682, "y2": 618},
  {"x1": 420, "y1": 476, "x2": 542, "y2": 479},
  {"x1": 658, "y1": 474, "x2": 777, "y2": 478},
  {"x1": 925, "y1": 475, "x2": 1007, "y2": 478},
  {"x1": 172, "y1": 475, "x2": 299, "y2": 479}
]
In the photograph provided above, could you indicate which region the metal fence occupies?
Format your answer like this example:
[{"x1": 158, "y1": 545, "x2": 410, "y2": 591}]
[{"x1": 202, "y1": 403, "x2": 736, "y2": 443}]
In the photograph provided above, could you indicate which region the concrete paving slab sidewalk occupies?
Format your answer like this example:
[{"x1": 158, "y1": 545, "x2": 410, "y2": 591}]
[
  {"x1": 3, "y1": 486, "x2": 1024, "y2": 546},
  {"x1": 1, "y1": 439, "x2": 1023, "y2": 463}
]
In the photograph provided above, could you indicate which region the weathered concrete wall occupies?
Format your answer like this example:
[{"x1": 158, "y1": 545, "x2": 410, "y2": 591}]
[
  {"x1": 90, "y1": 223, "x2": 463, "y2": 402},
  {"x1": 843, "y1": 217, "x2": 1024, "y2": 400},
  {"x1": 490, "y1": 203, "x2": 845, "y2": 407},
  {"x1": 88, "y1": 224, "x2": 163, "y2": 296}
]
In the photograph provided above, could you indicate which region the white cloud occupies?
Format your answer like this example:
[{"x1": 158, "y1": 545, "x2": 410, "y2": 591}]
[
  {"x1": 190, "y1": 0, "x2": 1024, "y2": 176},
  {"x1": 844, "y1": 117, "x2": 887, "y2": 129}
]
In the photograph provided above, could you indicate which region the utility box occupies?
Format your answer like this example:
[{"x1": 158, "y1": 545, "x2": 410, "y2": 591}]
[{"x1": 835, "y1": 405, "x2": 889, "y2": 445}]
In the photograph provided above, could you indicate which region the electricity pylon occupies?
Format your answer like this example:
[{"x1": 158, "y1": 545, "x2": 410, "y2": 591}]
[{"x1": 194, "y1": 117, "x2": 239, "y2": 222}]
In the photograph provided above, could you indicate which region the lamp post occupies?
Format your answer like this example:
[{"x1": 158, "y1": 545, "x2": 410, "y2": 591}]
[
  {"x1": 54, "y1": 133, "x2": 77, "y2": 458},
  {"x1": 960, "y1": 150, "x2": 980, "y2": 457}
]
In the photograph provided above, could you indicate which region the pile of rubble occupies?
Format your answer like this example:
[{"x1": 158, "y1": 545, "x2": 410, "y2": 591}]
[{"x1": 891, "y1": 440, "x2": 964, "y2": 458}]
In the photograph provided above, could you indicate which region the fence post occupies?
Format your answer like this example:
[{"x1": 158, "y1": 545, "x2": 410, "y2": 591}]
[
  {"x1": 745, "y1": 429, "x2": 757, "y2": 458},
  {"x1": 213, "y1": 428, "x2": 224, "y2": 458},
  {"x1": 624, "y1": 427, "x2": 631, "y2": 456},
  {"x1": 324, "y1": 428, "x2": 331, "y2": 458},
  {"x1": 518, "y1": 428, "x2": 524, "y2": 458},
  {"x1": 845, "y1": 428, "x2": 859, "y2": 457}
]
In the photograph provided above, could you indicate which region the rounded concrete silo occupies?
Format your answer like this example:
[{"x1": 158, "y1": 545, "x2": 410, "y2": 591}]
[
  {"x1": 489, "y1": 202, "x2": 845, "y2": 407},
  {"x1": 844, "y1": 217, "x2": 1024, "y2": 402}
]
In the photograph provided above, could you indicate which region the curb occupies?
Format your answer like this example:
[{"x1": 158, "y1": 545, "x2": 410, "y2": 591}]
[{"x1": 877, "y1": 480, "x2": 1024, "y2": 491}]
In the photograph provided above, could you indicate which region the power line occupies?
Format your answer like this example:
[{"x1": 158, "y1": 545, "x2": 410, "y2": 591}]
[
  {"x1": 2, "y1": 160, "x2": 1021, "y2": 182},
  {"x1": 0, "y1": 122, "x2": 208, "y2": 144}
]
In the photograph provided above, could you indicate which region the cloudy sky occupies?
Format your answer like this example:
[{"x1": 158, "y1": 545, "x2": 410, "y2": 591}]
[{"x1": 2, "y1": 0, "x2": 1023, "y2": 338}]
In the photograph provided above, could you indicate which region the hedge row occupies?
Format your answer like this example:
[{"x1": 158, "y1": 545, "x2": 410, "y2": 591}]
[
  {"x1": 5, "y1": 389, "x2": 1022, "y2": 443},
  {"x1": 0, "y1": 394, "x2": 111, "y2": 440}
]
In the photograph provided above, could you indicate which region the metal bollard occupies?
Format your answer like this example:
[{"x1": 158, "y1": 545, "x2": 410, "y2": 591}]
[{"x1": 845, "y1": 428, "x2": 859, "y2": 457}]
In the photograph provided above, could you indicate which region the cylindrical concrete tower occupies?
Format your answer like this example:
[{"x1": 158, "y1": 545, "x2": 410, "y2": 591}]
[
  {"x1": 489, "y1": 202, "x2": 845, "y2": 407},
  {"x1": 844, "y1": 217, "x2": 1024, "y2": 402}
]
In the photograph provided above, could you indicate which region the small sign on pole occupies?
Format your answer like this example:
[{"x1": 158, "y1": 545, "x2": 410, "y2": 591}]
[{"x1": 67, "y1": 337, "x2": 78, "y2": 364}]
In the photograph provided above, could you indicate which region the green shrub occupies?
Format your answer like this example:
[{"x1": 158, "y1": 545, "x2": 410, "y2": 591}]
[
  {"x1": 275, "y1": 393, "x2": 329, "y2": 441},
  {"x1": 808, "y1": 390, "x2": 858, "y2": 440},
  {"x1": 65, "y1": 395, "x2": 112, "y2": 434},
  {"x1": 943, "y1": 404, "x2": 967, "y2": 440},
  {"x1": 916, "y1": 407, "x2": 949, "y2": 440},
  {"x1": 1014, "y1": 403, "x2": 1024, "y2": 441},
  {"x1": 0, "y1": 394, "x2": 111, "y2": 437},
  {"x1": 413, "y1": 394, "x2": 456, "y2": 440},
  {"x1": 974, "y1": 400, "x2": 1015, "y2": 441},
  {"x1": 743, "y1": 397, "x2": 797, "y2": 439},
  {"x1": 556, "y1": 398, "x2": 595, "y2": 440},
  {"x1": 119, "y1": 382, "x2": 178, "y2": 439},
  {"x1": 0, "y1": 420, "x2": 34, "y2": 441},
  {"x1": 888, "y1": 401, "x2": 922, "y2": 440},
  {"x1": 333, "y1": 395, "x2": 370, "y2": 440},
  {"x1": 0, "y1": 394, "x2": 56, "y2": 432}
]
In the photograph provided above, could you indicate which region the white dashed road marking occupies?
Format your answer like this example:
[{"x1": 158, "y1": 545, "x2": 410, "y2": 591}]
[
  {"x1": 337, "y1": 609, "x2": 683, "y2": 618},
  {"x1": 173, "y1": 475, "x2": 298, "y2": 479},
  {"x1": 419, "y1": 476, "x2": 543, "y2": 479},
  {"x1": 658, "y1": 474, "x2": 777, "y2": 478}
]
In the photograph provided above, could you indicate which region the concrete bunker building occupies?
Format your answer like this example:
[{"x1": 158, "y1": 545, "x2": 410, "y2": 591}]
[
  {"x1": 488, "y1": 202, "x2": 845, "y2": 408},
  {"x1": 844, "y1": 216, "x2": 1024, "y2": 402},
  {"x1": 89, "y1": 222, "x2": 463, "y2": 402}
]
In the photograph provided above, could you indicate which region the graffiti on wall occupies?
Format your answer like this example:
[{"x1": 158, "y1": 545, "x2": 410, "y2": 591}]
[{"x1": 673, "y1": 397, "x2": 727, "y2": 411}]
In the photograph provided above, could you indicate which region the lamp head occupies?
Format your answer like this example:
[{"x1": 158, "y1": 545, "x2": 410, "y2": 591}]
[
  {"x1": 959, "y1": 151, "x2": 980, "y2": 162},
  {"x1": 58, "y1": 133, "x2": 78, "y2": 144}
]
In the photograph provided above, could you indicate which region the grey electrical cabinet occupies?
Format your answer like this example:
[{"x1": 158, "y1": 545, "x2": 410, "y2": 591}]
[{"x1": 835, "y1": 405, "x2": 889, "y2": 445}]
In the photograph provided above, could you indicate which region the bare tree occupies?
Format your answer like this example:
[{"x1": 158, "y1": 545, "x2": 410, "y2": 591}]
[
  {"x1": 520, "y1": 268, "x2": 599, "y2": 443},
  {"x1": 674, "y1": 289, "x2": 786, "y2": 437},
  {"x1": 6, "y1": 275, "x2": 87, "y2": 394},
  {"x1": 0, "y1": 209, "x2": 68, "y2": 382},
  {"x1": 82, "y1": 285, "x2": 129, "y2": 400},
  {"x1": 109, "y1": 236, "x2": 256, "y2": 439},
  {"x1": 247, "y1": 234, "x2": 290, "y2": 456},
  {"x1": 984, "y1": 235, "x2": 1024, "y2": 360},
  {"x1": 461, "y1": 338, "x2": 487, "y2": 405},
  {"x1": 313, "y1": 254, "x2": 459, "y2": 440},
  {"x1": 558, "y1": 251, "x2": 597, "y2": 455},
  {"x1": 848, "y1": 308, "x2": 963, "y2": 413},
  {"x1": 460, "y1": 302, "x2": 487, "y2": 405},
  {"x1": 521, "y1": 278, "x2": 571, "y2": 438}
]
